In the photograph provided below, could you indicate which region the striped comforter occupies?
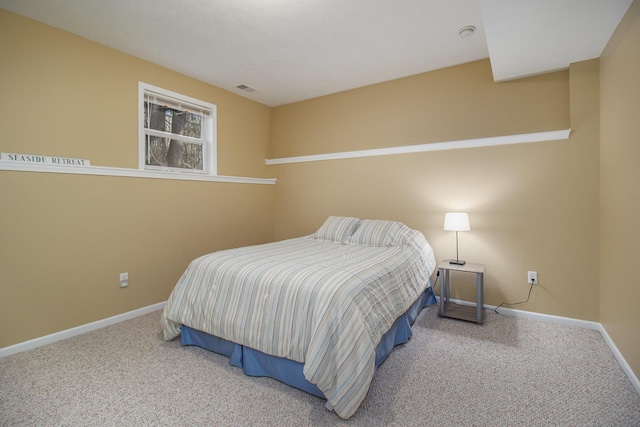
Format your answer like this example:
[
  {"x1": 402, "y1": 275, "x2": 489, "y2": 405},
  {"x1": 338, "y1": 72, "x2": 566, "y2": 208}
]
[{"x1": 161, "y1": 224, "x2": 435, "y2": 419}]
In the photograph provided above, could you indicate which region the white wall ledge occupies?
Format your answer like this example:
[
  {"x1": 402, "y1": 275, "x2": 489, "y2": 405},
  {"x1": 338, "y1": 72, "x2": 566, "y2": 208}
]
[
  {"x1": 0, "y1": 161, "x2": 276, "y2": 185},
  {"x1": 266, "y1": 129, "x2": 571, "y2": 165}
]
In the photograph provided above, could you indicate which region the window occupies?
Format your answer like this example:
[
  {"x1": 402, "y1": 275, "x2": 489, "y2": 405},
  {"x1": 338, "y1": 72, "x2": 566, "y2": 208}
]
[{"x1": 138, "y1": 82, "x2": 216, "y2": 175}]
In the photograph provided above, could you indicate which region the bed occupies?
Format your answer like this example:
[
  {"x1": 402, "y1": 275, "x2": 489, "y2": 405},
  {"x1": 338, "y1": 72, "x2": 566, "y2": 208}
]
[{"x1": 161, "y1": 216, "x2": 437, "y2": 419}]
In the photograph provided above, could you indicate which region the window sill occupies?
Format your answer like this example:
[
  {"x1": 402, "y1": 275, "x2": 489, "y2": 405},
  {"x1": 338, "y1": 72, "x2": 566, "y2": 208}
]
[{"x1": 0, "y1": 161, "x2": 276, "y2": 185}]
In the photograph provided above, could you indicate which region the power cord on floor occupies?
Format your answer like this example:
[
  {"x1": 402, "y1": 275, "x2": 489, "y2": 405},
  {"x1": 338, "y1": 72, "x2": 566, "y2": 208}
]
[
  {"x1": 431, "y1": 270, "x2": 440, "y2": 297},
  {"x1": 493, "y1": 280, "x2": 535, "y2": 314}
]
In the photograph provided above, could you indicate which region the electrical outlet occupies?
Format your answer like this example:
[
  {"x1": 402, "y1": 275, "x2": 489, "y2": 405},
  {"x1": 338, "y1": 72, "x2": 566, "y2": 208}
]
[
  {"x1": 528, "y1": 271, "x2": 538, "y2": 284},
  {"x1": 120, "y1": 272, "x2": 129, "y2": 288}
]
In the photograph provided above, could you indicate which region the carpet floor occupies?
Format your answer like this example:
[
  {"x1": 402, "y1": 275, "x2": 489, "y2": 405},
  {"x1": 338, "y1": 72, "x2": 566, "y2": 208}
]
[{"x1": 1, "y1": 305, "x2": 639, "y2": 426}]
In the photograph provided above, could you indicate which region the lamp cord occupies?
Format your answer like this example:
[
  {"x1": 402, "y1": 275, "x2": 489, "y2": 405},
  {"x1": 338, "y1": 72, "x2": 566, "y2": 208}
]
[
  {"x1": 429, "y1": 270, "x2": 440, "y2": 297},
  {"x1": 432, "y1": 268, "x2": 535, "y2": 315},
  {"x1": 493, "y1": 282, "x2": 534, "y2": 314}
]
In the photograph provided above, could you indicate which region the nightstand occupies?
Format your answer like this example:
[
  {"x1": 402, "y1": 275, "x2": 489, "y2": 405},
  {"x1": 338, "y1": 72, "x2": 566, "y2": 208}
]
[{"x1": 438, "y1": 260, "x2": 485, "y2": 324}]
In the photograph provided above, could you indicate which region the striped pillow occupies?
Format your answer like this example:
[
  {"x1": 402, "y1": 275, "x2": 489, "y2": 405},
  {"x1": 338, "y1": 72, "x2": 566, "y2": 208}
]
[
  {"x1": 311, "y1": 216, "x2": 361, "y2": 243},
  {"x1": 349, "y1": 219, "x2": 403, "y2": 246}
]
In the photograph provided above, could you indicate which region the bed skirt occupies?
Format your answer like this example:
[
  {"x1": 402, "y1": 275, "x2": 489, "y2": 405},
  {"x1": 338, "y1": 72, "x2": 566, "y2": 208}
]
[{"x1": 181, "y1": 285, "x2": 436, "y2": 399}]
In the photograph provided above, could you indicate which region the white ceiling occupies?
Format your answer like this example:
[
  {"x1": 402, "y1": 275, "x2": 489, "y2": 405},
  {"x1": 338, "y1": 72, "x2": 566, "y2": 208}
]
[{"x1": 0, "y1": 0, "x2": 632, "y2": 106}]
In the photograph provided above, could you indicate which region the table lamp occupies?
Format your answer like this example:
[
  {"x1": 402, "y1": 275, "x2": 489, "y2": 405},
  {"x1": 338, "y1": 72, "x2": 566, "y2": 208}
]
[{"x1": 444, "y1": 213, "x2": 470, "y2": 265}]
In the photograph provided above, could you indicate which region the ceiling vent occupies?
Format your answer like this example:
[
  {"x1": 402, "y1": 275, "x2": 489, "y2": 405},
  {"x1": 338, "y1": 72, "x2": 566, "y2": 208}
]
[{"x1": 236, "y1": 84, "x2": 256, "y2": 93}]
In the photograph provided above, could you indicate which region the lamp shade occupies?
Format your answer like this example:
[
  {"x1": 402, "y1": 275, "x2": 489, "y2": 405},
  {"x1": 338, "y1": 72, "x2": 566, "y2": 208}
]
[{"x1": 443, "y1": 213, "x2": 470, "y2": 231}]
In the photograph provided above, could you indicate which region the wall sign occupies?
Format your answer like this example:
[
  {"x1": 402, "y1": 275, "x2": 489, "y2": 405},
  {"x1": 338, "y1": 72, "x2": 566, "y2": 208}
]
[{"x1": 1, "y1": 152, "x2": 90, "y2": 166}]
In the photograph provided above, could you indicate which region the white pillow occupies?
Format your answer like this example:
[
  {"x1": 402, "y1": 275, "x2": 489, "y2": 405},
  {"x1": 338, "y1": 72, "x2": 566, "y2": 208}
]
[
  {"x1": 311, "y1": 216, "x2": 361, "y2": 243},
  {"x1": 349, "y1": 219, "x2": 402, "y2": 246}
]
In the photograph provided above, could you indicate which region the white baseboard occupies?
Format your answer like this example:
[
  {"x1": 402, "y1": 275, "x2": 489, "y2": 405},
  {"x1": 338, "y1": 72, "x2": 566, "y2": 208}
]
[
  {"x1": 0, "y1": 302, "x2": 166, "y2": 358},
  {"x1": 437, "y1": 296, "x2": 640, "y2": 395},
  {"x1": 485, "y1": 301, "x2": 602, "y2": 330},
  {"x1": 3, "y1": 298, "x2": 639, "y2": 398},
  {"x1": 598, "y1": 324, "x2": 640, "y2": 396}
]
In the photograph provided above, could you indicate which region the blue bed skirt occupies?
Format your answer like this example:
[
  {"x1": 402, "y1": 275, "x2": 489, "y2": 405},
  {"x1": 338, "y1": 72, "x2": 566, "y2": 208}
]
[{"x1": 181, "y1": 286, "x2": 436, "y2": 399}]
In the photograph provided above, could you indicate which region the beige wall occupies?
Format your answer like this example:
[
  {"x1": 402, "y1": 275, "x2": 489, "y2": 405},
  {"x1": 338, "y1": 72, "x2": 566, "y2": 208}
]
[
  {"x1": 270, "y1": 59, "x2": 601, "y2": 323},
  {"x1": 0, "y1": 10, "x2": 275, "y2": 347},
  {"x1": 600, "y1": 0, "x2": 640, "y2": 378},
  {"x1": 1, "y1": 4, "x2": 637, "y2": 383}
]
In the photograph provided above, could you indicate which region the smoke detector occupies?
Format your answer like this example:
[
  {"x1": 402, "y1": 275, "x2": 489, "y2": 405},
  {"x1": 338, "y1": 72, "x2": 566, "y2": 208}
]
[{"x1": 458, "y1": 25, "x2": 476, "y2": 38}]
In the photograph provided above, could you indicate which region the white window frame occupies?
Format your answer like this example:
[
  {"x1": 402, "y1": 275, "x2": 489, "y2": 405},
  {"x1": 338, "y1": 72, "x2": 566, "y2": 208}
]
[{"x1": 138, "y1": 82, "x2": 217, "y2": 175}]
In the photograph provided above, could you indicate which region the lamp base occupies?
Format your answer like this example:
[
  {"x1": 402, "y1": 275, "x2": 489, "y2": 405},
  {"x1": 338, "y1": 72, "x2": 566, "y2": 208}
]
[{"x1": 449, "y1": 259, "x2": 466, "y2": 266}]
